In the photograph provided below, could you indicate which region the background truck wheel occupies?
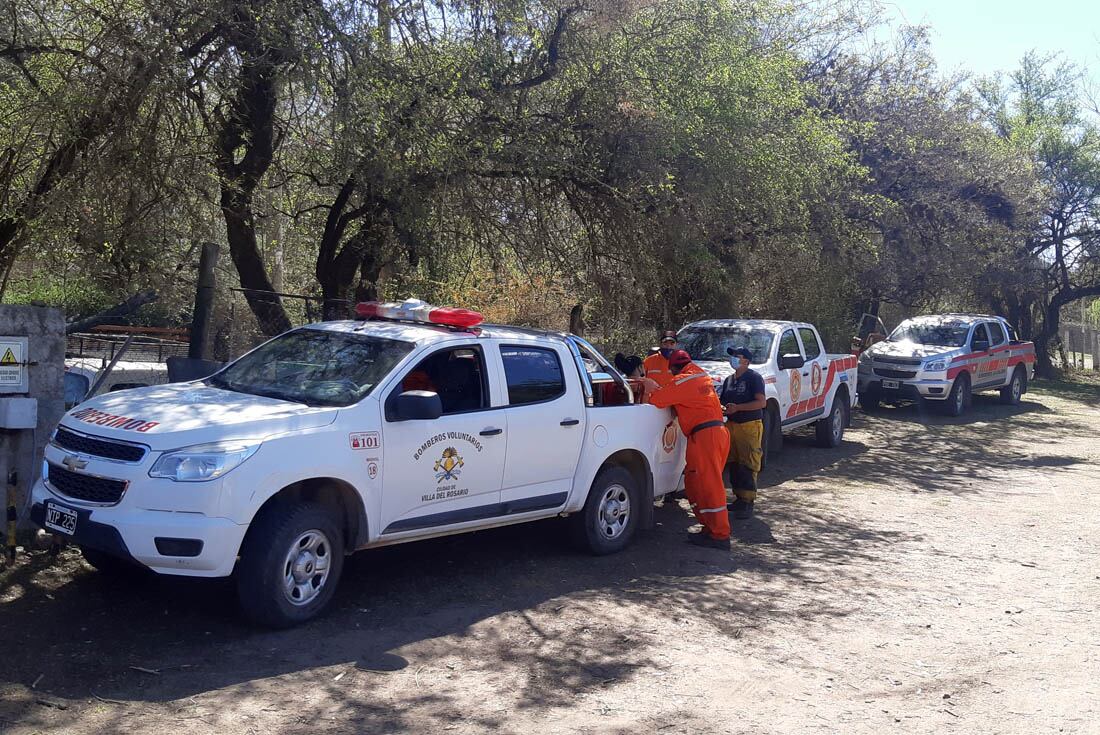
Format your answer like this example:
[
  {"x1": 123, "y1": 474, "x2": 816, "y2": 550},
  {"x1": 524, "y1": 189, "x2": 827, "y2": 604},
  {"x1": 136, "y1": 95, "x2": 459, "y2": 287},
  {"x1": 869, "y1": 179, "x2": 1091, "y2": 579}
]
[
  {"x1": 762, "y1": 404, "x2": 782, "y2": 471},
  {"x1": 1000, "y1": 367, "x2": 1026, "y2": 405},
  {"x1": 860, "y1": 390, "x2": 880, "y2": 411},
  {"x1": 236, "y1": 501, "x2": 345, "y2": 628},
  {"x1": 815, "y1": 398, "x2": 847, "y2": 448},
  {"x1": 570, "y1": 466, "x2": 640, "y2": 555},
  {"x1": 80, "y1": 546, "x2": 148, "y2": 579},
  {"x1": 944, "y1": 373, "x2": 972, "y2": 417}
]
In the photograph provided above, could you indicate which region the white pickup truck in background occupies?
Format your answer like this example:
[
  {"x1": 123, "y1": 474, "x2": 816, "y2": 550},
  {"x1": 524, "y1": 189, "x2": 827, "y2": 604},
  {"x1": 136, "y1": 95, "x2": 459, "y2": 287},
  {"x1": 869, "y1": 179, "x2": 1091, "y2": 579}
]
[
  {"x1": 857, "y1": 313, "x2": 1036, "y2": 416},
  {"x1": 676, "y1": 319, "x2": 859, "y2": 462},
  {"x1": 32, "y1": 300, "x2": 685, "y2": 627}
]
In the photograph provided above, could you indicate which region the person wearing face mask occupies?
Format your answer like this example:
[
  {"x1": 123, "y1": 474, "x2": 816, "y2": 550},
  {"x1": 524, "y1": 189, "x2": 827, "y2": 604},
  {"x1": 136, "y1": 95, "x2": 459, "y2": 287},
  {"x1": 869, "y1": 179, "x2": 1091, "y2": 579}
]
[
  {"x1": 642, "y1": 349, "x2": 731, "y2": 550},
  {"x1": 718, "y1": 347, "x2": 767, "y2": 519},
  {"x1": 642, "y1": 330, "x2": 680, "y2": 393}
]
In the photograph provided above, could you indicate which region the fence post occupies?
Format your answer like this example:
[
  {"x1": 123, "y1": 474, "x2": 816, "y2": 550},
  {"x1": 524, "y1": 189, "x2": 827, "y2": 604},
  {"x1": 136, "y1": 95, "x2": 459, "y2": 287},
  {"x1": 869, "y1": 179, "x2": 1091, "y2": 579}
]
[{"x1": 189, "y1": 242, "x2": 219, "y2": 360}]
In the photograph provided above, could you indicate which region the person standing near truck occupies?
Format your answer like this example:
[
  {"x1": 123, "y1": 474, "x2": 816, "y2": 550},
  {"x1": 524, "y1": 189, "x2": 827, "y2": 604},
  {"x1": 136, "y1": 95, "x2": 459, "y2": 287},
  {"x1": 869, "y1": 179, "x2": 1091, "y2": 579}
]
[
  {"x1": 718, "y1": 347, "x2": 767, "y2": 519},
  {"x1": 643, "y1": 330, "x2": 680, "y2": 391},
  {"x1": 642, "y1": 349, "x2": 731, "y2": 550}
]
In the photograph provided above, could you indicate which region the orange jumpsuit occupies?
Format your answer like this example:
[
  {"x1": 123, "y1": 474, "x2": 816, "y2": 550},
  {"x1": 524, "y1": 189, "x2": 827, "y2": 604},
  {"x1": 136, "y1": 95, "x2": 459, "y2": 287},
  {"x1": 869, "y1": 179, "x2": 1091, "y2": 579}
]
[
  {"x1": 647, "y1": 363, "x2": 731, "y2": 541},
  {"x1": 643, "y1": 352, "x2": 675, "y2": 390}
]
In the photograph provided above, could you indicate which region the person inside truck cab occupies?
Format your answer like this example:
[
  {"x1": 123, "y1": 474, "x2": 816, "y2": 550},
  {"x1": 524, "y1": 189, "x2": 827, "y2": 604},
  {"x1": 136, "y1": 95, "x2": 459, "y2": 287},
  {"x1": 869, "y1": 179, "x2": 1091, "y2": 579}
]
[
  {"x1": 718, "y1": 347, "x2": 766, "y2": 520},
  {"x1": 400, "y1": 349, "x2": 483, "y2": 413}
]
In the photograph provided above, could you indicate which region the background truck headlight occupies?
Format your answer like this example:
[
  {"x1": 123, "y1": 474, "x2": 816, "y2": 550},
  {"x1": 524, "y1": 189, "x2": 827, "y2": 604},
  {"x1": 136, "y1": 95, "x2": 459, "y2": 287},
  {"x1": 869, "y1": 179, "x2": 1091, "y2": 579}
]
[
  {"x1": 924, "y1": 359, "x2": 948, "y2": 372},
  {"x1": 149, "y1": 441, "x2": 261, "y2": 482}
]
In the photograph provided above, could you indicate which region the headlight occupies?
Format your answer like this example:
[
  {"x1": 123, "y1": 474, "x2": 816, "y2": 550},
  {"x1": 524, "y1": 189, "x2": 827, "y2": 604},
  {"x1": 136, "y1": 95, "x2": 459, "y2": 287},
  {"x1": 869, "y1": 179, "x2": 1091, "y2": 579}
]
[
  {"x1": 858, "y1": 351, "x2": 873, "y2": 364},
  {"x1": 149, "y1": 440, "x2": 261, "y2": 482},
  {"x1": 924, "y1": 359, "x2": 948, "y2": 372}
]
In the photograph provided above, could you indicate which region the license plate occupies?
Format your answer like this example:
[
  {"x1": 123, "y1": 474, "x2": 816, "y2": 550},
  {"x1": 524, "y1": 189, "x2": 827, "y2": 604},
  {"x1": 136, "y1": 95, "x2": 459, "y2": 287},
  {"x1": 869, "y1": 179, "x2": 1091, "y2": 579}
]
[
  {"x1": 44, "y1": 501, "x2": 78, "y2": 536},
  {"x1": 881, "y1": 379, "x2": 900, "y2": 390}
]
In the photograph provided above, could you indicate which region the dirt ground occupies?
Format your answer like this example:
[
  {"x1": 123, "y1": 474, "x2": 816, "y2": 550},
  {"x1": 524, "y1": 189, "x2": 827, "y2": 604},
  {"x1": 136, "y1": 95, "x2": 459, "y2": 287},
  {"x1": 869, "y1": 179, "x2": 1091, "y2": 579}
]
[{"x1": 2, "y1": 378, "x2": 1098, "y2": 735}]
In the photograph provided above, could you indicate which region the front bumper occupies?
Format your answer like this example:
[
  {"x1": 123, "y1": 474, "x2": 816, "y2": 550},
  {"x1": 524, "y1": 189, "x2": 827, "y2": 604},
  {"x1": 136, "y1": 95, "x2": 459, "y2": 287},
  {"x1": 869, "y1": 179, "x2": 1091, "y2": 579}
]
[
  {"x1": 31, "y1": 479, "x2": 246, "y2": 577},
  {"x1": 858, "y1": 371, "x2": 952, "y2": 401}
]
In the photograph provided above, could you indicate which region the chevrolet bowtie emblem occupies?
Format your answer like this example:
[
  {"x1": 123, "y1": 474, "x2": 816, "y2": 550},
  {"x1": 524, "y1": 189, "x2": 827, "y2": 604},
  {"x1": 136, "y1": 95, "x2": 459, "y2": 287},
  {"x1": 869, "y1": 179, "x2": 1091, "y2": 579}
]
[{"x1": 62, "y1": 455, "x2": 88, "y2": 472}]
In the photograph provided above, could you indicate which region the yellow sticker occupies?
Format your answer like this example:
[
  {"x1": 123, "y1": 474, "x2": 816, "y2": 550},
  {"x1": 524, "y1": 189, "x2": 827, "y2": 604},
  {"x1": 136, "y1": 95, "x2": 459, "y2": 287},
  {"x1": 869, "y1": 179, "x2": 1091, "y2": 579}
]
[{"x1": 0, "y1": 348, "x2": 16, "y2": 365}]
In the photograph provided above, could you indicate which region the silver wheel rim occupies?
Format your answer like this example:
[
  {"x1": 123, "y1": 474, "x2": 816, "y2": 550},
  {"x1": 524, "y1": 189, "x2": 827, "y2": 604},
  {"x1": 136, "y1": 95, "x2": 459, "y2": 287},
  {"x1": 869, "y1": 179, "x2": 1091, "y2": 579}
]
[
  {"x1": 955, "y1": 383, "x2": 965, "y2": 412},
  {"x1": 282, "y1": 529, "x2": 332, "y2": 606},
  {"x1": 1013, "y1": 376, "x2": 1022, "y2": 401},
  {"x1": 597, "y1": 483, "x2": 631, "y2": 540},
  {"x1": 832, "y1": 405, "x2": 843, "y2": 439}
]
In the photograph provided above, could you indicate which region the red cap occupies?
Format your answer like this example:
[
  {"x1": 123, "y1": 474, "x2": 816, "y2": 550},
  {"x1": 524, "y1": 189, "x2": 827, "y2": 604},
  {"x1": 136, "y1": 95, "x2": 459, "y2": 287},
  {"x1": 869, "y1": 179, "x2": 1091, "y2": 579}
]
[
  {"x1": 667, "y1": 349, "x2": 692, "y2": 367},
  {"x1": 660, "y1": 330, "x2": 678, "y2": 342}
]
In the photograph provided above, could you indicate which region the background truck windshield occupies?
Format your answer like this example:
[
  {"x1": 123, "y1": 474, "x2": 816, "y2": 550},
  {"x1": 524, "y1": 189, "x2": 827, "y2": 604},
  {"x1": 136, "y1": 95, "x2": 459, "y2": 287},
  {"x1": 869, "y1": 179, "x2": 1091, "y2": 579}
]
[
  {"x1": 677, "y1": 327, "x2": 775, "y2": 364},
  {"x1": 208, "y1": 329, "x2": 414, "y2": 407},
  {"x1": 889, "y1": 320, "x2": 970, "y2": 347}
]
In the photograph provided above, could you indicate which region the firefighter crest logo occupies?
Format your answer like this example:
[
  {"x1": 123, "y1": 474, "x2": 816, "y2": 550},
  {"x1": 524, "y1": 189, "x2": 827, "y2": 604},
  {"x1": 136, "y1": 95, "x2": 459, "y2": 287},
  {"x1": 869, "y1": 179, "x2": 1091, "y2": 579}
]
[
  {"x1": 434, "y1": 447, "x2": 464, "y2": 482},
  {"x1": 811, "y1": 362, "x2": 823, "y2": 395},
  {"x1": 661, "y1": 421, "x2": 678, "y2": 453},
  {"x1": 789, "y1": 370, "x2": 802, "y2": 402}
]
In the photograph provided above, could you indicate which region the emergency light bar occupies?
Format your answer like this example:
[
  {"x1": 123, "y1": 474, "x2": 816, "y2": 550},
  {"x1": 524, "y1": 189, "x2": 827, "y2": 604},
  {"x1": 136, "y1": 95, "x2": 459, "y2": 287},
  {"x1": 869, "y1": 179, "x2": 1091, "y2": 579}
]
[{"x1": 355, "y1": 298, "x2": 484, "y2": 329}]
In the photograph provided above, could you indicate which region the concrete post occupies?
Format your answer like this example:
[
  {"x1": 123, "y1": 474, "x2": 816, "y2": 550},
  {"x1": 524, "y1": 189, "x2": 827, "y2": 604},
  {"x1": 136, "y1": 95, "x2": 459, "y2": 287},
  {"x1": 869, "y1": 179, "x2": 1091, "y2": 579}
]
[{"x1": 0, "y1": 305, "x2": 64, "y2": 530}]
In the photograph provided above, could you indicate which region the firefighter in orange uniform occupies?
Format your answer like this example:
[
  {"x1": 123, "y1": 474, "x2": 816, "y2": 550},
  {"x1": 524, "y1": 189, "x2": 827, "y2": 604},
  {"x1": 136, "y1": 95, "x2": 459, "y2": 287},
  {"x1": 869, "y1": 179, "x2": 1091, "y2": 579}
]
[
  {"x1": 642, "y1": 349, "x2": 732, "y2": 550},
  {"x1": 642, "y1": 330, "x2": 680, "y2": 391}
]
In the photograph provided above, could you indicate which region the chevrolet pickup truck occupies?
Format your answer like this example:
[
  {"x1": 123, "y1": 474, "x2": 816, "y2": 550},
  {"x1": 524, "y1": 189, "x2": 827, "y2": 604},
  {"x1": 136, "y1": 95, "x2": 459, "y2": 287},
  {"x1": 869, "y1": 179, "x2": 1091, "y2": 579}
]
[
  {"x1": 675, "y1": 320, "x2": 859, "y2": 462},
  {"x1": 31, "y1": 300, "x2": 686, "y2": 627},
  {"x1": 857, "y1": 313, "x2": 1036, "y2": 416}
]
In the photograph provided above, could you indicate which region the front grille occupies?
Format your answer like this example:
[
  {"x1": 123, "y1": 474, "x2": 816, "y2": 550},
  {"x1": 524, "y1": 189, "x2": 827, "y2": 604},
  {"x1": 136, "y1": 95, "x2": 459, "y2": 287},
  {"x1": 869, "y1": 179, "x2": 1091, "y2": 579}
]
[
  {"x1": 873, "y1": 356, "x2": 922, "y2": 366},
  {"x1": 46, "y1": 463, "x2": 127, "y2": 504},
  {"x1": 874, "y1": 368, "x2": 917, "y2": 379},
  {"x1": 54, "y1": 427, "x2": 146, "y2": 463}
]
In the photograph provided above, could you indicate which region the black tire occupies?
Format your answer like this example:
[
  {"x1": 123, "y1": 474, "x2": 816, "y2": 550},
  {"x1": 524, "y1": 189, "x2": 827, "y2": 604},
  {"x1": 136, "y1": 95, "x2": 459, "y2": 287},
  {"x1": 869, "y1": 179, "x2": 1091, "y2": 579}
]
[
  {"x1": 1000, "y1": 366, "x2": 1026, "y2": 405},
  {"x1": 815, "y1": 397, "x2": 848, "y2": 448},
  {"x1": 80, "y1": 546, "x2": 148, "y2": 579},
  {"x1": 765, "y1": 403, "x2": 783, "y2": 457},
  {"x1": 860, "y1": 389, "x2": 880, "y2": 411},
  {"x1": 569, "y1": 466, "x2": 641, "y2": 555},
  {"x1": 236, "y1": 501, "x2": 346, "y2": 628},
  {"x1": 943, "y1": 373, "x2": 972, "y2": 417}
]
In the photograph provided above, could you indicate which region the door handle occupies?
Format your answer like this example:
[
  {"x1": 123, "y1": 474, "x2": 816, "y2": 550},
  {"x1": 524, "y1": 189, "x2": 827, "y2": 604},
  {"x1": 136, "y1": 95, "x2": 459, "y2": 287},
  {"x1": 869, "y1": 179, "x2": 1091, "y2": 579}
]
[
  {"x1": 802, "y1": 372, "x2": 810, "y2": 376},
  {"x1": 479, "y1": 428, "x2": 503, "y2": 436},
  {"x1": 560, "y1": 418, "x2": 580, "y2": 426}
]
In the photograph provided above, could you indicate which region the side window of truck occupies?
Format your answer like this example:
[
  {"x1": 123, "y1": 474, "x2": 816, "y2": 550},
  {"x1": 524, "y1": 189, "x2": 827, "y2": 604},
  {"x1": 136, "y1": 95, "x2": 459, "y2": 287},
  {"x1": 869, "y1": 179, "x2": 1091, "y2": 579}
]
[
  {"x1": 797, "y1": 328, "x2": 822, "y2": 359},
  {"x1": 398, "y1": 346, "x2": 488, "y2": 414},
  {"x1": 501, "y1": 346, "x2": 565, "y2": 405},
  {"x1": 988, "y1": 322, "x2": 1007, "y2": 347},
  {"x1": 778, "y1": 330, "x2": 801, "y2": 358}
]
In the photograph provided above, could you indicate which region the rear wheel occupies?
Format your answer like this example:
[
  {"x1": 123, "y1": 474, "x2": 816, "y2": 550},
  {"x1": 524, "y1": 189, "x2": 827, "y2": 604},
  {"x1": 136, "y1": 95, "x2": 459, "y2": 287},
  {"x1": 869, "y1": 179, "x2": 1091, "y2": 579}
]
[
  {"x1": 944, "y1": 373, "x2": 972, "y2": 417},
  {"x1": 815, "y1": 398, "x2": 848, "y2": 448},
  {"x1": 236, "y1": 501, "x2": 345, "y2": 628},
  {"x1": 1000, "y1": 367, "x2": 1026, "y2": 405},
  {"x1": 570, "y1": 466, "x2": 640, "y2": 555}
]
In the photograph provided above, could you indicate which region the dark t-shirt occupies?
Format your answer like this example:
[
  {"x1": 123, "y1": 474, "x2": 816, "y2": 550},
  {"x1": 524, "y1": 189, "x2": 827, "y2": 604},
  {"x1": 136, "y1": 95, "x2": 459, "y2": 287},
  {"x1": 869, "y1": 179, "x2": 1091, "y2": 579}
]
[{"x1": 718, "y1": 369, "x2": 765, "y2": 423}]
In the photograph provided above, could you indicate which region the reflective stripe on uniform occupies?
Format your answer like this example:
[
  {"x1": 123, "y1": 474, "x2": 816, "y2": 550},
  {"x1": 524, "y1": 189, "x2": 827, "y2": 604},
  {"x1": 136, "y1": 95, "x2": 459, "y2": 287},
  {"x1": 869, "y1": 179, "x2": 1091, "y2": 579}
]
[
  {"x1": 674, "y1": 372, "x2": 708, "y2": 385},
  {"x1": 697, "y1": 506, "x2": 727, "y2": 514}
]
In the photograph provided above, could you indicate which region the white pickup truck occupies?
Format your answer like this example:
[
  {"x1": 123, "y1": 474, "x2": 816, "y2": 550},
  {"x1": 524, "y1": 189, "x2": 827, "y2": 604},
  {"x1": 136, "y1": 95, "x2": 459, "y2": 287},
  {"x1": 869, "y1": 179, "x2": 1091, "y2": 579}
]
[
  {"x1": 31, "y1": 300, "x2": 686, "y2": 627},
  {"x1": 857, "y1": 313, "x2": 1037, "y2": 416},
  {"x1": 675, "y1": 320, "x2": 859, "y2": 460}
]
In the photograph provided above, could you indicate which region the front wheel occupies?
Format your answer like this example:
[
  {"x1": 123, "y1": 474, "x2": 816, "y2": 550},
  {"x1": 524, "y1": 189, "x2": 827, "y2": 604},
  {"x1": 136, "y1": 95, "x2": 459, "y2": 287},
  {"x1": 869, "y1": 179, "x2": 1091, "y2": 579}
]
[
  {"x1": 569, "y1": 466, "x2": 640, "y2": 555},
  {"x1": 1000, "y1": 367, "x2": 1026, "y2": 405},
  {"x1": 236, "y1": 502, "x2": 345, "y2": 628},
  {"x1": 944, "y1": 373, "x2": 972, "y2": 417},
  {"x1": 815, "y1": 398, "x2": 848, "y2": 447}
]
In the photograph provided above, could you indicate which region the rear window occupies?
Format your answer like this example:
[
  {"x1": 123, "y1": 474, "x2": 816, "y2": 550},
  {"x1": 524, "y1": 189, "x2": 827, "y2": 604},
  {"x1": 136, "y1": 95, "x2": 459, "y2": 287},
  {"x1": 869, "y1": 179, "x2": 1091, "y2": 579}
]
[
  {"x1": 798, "y1": 328, "x2": 822, "y2": 359},
  {"x1": 501, "y1": 346, "x2": 565, "y2": 405}
]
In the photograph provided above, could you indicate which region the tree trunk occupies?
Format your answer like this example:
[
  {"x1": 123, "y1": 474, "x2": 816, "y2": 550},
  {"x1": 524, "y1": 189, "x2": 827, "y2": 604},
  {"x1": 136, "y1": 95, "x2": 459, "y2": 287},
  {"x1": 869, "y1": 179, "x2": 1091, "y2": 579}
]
[{"x1": 212, "y1": 7, "x2": 292, "y2": 336}]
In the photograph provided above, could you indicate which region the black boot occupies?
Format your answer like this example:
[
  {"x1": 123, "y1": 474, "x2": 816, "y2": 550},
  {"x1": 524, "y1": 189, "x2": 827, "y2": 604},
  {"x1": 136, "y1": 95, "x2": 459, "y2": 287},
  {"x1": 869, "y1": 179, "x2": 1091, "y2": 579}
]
[
  {"x1": 729, "y1": 498, "x2": 754, "y2": 519},
  {"x1": 686, "y1": 532, "x2": 730, "y2": 550}
]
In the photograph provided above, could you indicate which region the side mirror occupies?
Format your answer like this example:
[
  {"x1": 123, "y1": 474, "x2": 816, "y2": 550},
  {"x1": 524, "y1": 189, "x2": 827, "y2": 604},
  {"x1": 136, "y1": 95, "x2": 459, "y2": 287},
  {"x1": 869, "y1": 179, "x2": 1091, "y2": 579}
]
[
  {"x1": 778, "y1": 353, "x2": 805, "y2": 370},
  {"x1": 388, "y1": 390, "x2": 443, "y2": 421},
  {"x1": 972, "y1": 340, "x2": 990, "y2": 352}
]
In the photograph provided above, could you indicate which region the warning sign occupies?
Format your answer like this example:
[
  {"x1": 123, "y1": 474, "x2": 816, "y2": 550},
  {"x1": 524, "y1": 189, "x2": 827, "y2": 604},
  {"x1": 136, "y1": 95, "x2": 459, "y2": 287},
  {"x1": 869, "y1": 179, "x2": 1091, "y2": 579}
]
[{"x1": 0, "y1": 338, "x2": 27, "y2": 393}]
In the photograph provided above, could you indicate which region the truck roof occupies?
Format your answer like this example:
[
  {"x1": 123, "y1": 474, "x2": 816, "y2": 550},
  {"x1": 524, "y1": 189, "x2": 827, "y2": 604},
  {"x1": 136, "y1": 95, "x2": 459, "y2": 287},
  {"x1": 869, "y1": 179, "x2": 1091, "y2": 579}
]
[
  {"x1": 903, "y1": 313, "x2": 1003, "y2": 325},
  {"x1": 682, "y1": 318, "x2": 814, "y2": 332},
  {"x1": 305, "y1": 320, "x2": 569, "y2": 345}
]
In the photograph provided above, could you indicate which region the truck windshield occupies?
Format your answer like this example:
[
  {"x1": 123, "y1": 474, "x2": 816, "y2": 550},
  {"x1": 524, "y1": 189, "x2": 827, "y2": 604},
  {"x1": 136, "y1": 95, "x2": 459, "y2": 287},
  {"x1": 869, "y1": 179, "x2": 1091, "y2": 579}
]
[
  {"x1": 888, "y1": 320, "x2": 969, "y2": 347},
  {"x1": 207, "y1": 329, "x2": 414, "y2": 407},
  {"x1": 676, "y1": 327, "x2": 775, "y2": 364}
]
